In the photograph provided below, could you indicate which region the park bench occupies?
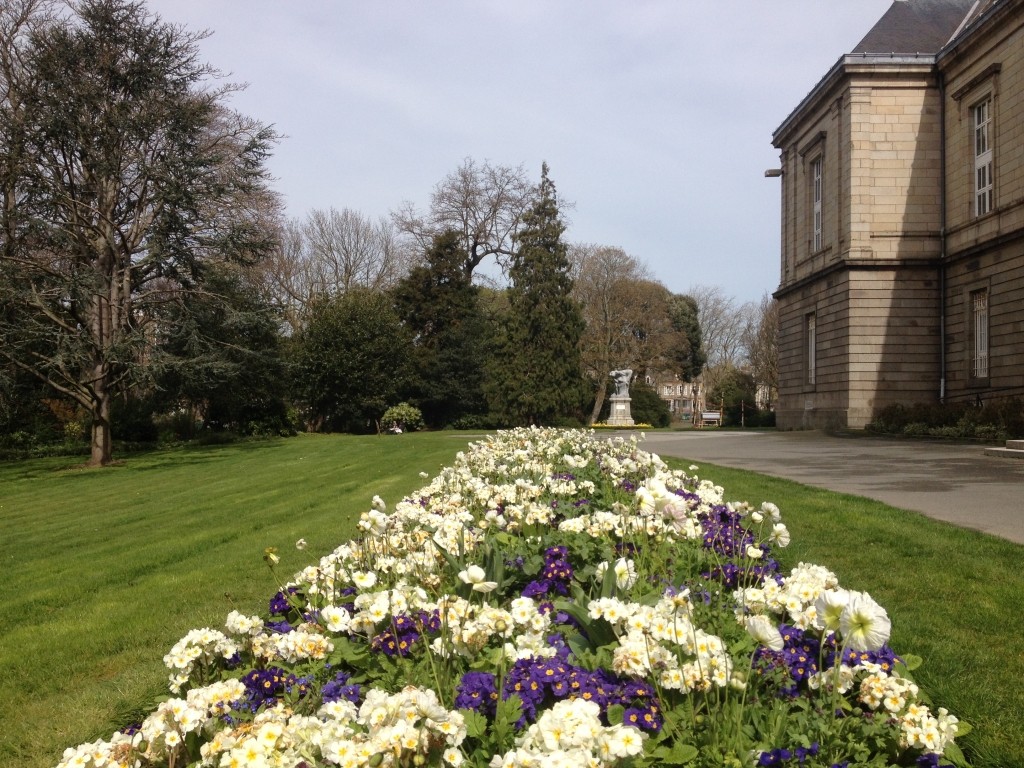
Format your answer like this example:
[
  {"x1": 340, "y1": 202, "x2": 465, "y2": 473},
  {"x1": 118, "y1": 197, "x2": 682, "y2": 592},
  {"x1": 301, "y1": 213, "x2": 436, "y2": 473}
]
[{"x1": 699, "y1": 410, "x2": 722, "y2": 427}]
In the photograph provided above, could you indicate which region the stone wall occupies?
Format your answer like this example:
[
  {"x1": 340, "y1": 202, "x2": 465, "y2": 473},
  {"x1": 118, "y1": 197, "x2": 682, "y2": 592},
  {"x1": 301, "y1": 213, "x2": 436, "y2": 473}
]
[{"x1": 941, "y1": 4, "x2": 1024, "y2": 404}]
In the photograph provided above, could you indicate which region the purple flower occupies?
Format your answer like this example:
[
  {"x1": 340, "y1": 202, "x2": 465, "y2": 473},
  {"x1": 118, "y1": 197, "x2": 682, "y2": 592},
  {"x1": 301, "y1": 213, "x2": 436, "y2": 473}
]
[
  {"x1": 455, "y1": 671, "x2": 499, "y2": 716},
  {"x1": 322, "y1": 670, "x2": 361, "y2": 704},
  {"x1": 268, "y1": 587, "x2": 300, "y2": 616},
  {"x1": 240, "y1": 667, "x2": 309, "y2": 713}
]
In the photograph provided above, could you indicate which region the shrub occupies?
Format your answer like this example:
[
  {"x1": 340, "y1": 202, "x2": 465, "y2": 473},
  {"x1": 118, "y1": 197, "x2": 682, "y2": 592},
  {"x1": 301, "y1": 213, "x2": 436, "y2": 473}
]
[
  {"x1": 448, "y1": 413, "x2": 511, "y2": 431},
  {"x1": 627, "y1": 381, "x2": 671, "y2": 427},
  {"x1": 868, "y1": 397, "x2": 1022, "y2": 441},
  {"x1": 381, "y1": 402, "x2": 425, "y2": 433}
]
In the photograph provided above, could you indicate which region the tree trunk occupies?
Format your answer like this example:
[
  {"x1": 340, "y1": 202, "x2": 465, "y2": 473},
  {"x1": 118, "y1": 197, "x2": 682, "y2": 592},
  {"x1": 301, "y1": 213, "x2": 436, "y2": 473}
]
[
  {"x1": 89, "y1": 369, "x2": 113, "y2": 467},
  {"x1": 589, "y1": 377, "x2": 608, "y2": 425}
]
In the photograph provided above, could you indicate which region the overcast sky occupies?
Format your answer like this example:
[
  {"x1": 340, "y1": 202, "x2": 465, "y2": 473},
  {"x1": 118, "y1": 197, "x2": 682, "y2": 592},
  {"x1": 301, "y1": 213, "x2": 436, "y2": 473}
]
[{"x1": 145, "y1": 0, "x2": 893, "y2": 304}]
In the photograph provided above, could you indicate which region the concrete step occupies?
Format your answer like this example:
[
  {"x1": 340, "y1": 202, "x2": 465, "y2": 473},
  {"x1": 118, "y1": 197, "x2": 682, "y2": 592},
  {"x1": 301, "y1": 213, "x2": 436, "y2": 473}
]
[{"x1": 984, "y1": 444, "x2": 1024, "y2": 460}]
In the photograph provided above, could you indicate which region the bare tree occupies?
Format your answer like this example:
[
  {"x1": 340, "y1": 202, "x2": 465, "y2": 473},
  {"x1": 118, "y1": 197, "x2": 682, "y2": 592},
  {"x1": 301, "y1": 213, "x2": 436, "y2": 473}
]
[
  {"x1": 393, "y1": 157, "x2": 534, "y2": 278},
  {"x1": 687, "y1": 284, "x2": 752, "y2": 369},
  {"x1": 686, "y1": 284, "x2": 757, "y2": 402},
  {"x1": 741, "y1": 292, "x2": 779, "y2": 409},
  {"x1": 257, "y1": 207, "x2": 407, "y2": 334},
  {"x1": 304, "y1": 208, "x2": 404, "y2": 294}
]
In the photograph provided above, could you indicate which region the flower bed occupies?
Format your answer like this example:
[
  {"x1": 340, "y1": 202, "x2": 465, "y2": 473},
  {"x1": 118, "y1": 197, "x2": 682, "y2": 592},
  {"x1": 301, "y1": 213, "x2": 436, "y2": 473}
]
[{"x1": 57, "y1": 427, "x2": 968, "y2": 768}]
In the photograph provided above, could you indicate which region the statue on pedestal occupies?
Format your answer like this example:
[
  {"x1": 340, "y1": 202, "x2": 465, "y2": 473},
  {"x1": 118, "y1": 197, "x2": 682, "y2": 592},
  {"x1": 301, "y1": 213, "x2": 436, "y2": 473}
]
[
  {"x1": 607, "y1": 369, "x2": 635, "y2": 426},
  {"x1": 610, "y1": 369, "x2": 633, "y2": 397}
]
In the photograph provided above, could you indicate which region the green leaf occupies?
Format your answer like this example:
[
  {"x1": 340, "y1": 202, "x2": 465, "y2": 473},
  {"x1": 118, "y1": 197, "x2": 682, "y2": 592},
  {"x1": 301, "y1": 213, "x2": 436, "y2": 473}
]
[
  {"x1": 600, "y1": 559, "x2": 620, "y2": 598},
  {"x1": 460, "y1": 709, "x2": 488, "y2": 738},
  {"x1": 606, "y1": 703, "x2": 625, "y2": 725},
  {"x1": 494, "y1": 693, "x2": 523, "y2": 751},
  {"x1": 566, "y1": 631, "x2": 594, "y2": 662},
  {"x1": 329, "y1": 636, "x2": 369, "y2": 667},
  {"x1": 940, "y1": 741, "x2": 970, "y2": 768},
  {"x1": 952, "y1": 718, "x2": 973, "y2": 738},
  {"x1": 652, "y1": 743, "x2": 699, "y2": 765},
  {"x1": 899, "y1": 653, "x2": 923, "y2": 672},
  {"x1": 431, "y1": 537, "x2": 462, "y2": 573}
]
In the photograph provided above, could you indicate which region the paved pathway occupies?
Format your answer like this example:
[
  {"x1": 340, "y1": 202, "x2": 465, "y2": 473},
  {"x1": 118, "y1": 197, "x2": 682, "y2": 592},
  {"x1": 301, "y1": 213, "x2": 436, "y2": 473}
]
[{"x1": 633, "y1": 430, "x2": 1024, "y2": 545}]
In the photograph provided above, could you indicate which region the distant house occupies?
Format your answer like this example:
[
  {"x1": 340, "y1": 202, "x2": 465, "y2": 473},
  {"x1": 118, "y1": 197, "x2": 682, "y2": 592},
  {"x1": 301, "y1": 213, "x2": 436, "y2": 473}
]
[
  {"x1": 647, "y1": 373, "x2": 696, "y2": 421},
  {"x1": 770, "y1": 0, "x2": 1024, "y2": 429}
]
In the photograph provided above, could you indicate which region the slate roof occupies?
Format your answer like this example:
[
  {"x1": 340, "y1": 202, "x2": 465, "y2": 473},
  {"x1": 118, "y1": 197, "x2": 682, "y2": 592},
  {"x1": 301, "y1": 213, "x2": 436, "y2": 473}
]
[{"x1": 851, "y1": 0, "x2": 983, "y2": 54}]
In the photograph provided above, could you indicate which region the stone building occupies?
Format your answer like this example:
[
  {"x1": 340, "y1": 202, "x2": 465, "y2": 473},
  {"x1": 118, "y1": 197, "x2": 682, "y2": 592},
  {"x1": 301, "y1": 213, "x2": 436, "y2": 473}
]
[
  {"x1": 770, "y1": 0, "x2": 1024, "y2": 429},
  {"x1": 648, "y1": 374, "x2": 696, "y2": 421}
]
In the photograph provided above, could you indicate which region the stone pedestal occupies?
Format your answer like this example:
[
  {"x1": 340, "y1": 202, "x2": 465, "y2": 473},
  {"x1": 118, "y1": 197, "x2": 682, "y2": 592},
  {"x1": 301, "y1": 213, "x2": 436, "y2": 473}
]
[{"x1": 606, "y1": 394, "x2": 635, "y2": 427}]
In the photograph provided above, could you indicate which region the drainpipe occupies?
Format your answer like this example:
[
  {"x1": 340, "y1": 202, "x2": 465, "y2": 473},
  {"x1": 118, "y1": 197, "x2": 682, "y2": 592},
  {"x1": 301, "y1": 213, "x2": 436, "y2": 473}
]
[{"x1": 938, "y1": 71, "x2": 947, "y2": 403}]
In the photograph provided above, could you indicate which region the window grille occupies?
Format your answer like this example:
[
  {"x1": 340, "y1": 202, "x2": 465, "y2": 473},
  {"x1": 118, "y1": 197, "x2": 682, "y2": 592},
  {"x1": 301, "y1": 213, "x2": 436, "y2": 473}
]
[
  {"x1": 972, "y1": 290, "x2": 989, "y2": 378},
  {"x1": 806, "y1": 313, "x2": 817, "y2": 386}
]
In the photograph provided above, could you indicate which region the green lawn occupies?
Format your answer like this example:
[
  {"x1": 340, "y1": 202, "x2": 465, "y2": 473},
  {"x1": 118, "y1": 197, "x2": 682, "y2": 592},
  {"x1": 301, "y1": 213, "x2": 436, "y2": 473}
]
[
  {"x1": 1, "y1": 433, "x2": 1019, "y2": 767},
  {"x1": 0, "y1": 433, "x2": 472, "y2": 768}
]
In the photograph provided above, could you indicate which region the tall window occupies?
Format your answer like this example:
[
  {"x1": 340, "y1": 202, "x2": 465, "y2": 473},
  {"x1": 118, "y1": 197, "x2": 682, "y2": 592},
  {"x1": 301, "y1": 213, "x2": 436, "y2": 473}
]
[
  {"x1": 974, "y1": 99, "x2": 993, "y2": 217},
  {"x1": 971, "y1": 289, "x2": 989, "y2": 379},
  {"x1": 806, "y1": 312, "x2": 817, "y2": 386},
  {"x1": 811, "y1": 156, "x2": 823, "y2": 251}
]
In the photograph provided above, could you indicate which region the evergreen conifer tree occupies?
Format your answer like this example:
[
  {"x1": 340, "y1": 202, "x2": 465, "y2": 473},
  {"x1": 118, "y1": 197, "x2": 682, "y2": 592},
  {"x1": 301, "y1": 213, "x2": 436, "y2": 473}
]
[
  {"x1": 392, "y1": 230, "x2": 487, "y2": 427},
  {"x1": 489, "y1": 164, "x2": 586, "y2": 425}
]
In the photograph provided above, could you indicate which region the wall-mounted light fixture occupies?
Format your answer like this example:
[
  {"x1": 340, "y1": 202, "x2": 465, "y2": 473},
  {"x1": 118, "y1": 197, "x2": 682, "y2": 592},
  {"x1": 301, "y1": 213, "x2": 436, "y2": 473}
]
[{"x1": 764, "y1": 168, "x2": 783, "y2": 177}]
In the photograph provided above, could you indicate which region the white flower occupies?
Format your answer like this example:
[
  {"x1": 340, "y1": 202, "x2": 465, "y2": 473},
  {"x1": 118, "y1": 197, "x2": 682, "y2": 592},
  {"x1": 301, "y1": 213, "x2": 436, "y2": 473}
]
[
  {"x1": 745, "y1": 544, "x2": 764, "y2": 560},
  {"x1": 744, "y1": 615, "x2": 784, "y2": 650},
  {"x1": 839, "y1": 591, "x2": 892, "y2": 651},
  {"x1": 321, "y1": 605, "x2": 352, "y2": 633},
  {"x1": 458, "y1": 564, "x2": 498, "y2": 593},
  {"x1": 295, "y1": 538, "x2": 307, "y2": 551},
  {"x1": 613, "y1": 558, "x2": 638, "y2": 589},
  {"x1": 352, "y1": 571, "x2": 377, "y2": 589},
  {"x1": 770, "y1": 523, "x2": 791, "y2": 548},
  {"x1": 814, "y1": 589, "x2": 850, "y2": 633}
]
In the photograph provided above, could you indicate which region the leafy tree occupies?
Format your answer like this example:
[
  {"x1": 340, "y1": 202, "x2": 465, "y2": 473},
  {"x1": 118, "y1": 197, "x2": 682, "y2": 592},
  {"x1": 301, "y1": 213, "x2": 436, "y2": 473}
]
[
  {"x1": 293, "y1": 289, "x2": 413, "y2": 433},
  {"x1": 668, "y1": 293, "x2": 706, "y2": 381},
  {"x1": 148, "y1": 263, "x2": 290, "y2": 436},
  {"x1": 571, "y1": 245, "x2": 702, "y2": 423},
  {"x1": 570, "y1": 244, "x2": 648, "y2": 423},
  {"x1": 708, "y1": 365, "x2": 765, "y2": 426},
  {"x1": 0, "y1": 360, "x2": 68, "y2": 447},
  {"x1": 629, "y1": 380, "x2": 672, "y2": 427},
  {"x1": 392, "y1": 229, "x2": 486, "y2": 427},
  {"x1": 488, "y1": 164, "x2": 586, "y2": 425},
  {"x1": 380, "y1": 402, "x2": 424, "y2": 433},
  {"x1": 0, "y1": 0, "x2": 280, "y2": 465}
]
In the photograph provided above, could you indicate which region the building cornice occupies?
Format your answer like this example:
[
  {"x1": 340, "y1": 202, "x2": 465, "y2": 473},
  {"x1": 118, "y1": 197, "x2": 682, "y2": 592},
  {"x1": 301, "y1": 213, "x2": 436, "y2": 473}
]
[{"x1": 772, "y1": 55, "x2": 937, "y2": 148}]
